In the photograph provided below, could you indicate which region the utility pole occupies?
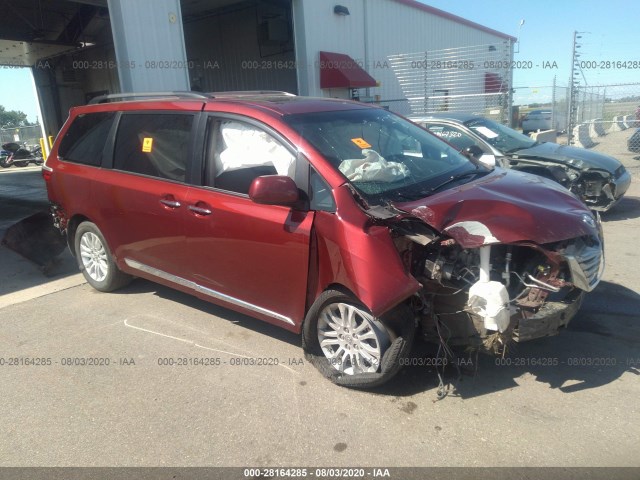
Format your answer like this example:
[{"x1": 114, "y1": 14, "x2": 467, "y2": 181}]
[{"x1": 568, "y1": 31, "x2": 583, "y2": 145}]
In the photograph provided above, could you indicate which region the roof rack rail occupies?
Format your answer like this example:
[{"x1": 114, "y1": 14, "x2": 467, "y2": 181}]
[
  {"x1": 208, "y1": 90, "x2": 296, "y2": 97},
  {"x1": 88, "y1": 91, "x2": 212, "y2": 104}
]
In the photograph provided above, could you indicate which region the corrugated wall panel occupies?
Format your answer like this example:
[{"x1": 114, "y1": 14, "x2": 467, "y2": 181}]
[
  {"x1": 300, "y1": 0, "x2": 513, "y2": 110},
  {"x1": 365, "y1": 0, "x2": 512, "y2": 106},
  {"x1": 297, "y1": 0, "x2": 366, "y2": 96}
]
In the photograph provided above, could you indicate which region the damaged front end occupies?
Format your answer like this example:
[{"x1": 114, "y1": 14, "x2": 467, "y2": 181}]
[
  {"x1": 509, "y1": 151, "x2": 631, "y2": 212},
  {"x1": 392, "y1": 229, "x2": 602, "y2": 354},
  {"x1": 373, "y1": 170, "x2": 605, "y2": 356},
  {"x1": 570, "y1": 168, "x2": 628, "y2": 211}
]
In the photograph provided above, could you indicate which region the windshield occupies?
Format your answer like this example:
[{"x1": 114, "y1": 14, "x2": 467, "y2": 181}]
[
  {"x1": 464, "y1": 117, "x2": 536, "y2": 153},
  {"x1": 284, "y1": 108, "x2": 481, "y2": 205}
]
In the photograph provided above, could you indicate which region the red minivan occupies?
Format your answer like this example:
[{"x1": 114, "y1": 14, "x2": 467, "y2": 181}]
[{"x1": 43, "y1": 92, "x2": 604, "y2": 388}]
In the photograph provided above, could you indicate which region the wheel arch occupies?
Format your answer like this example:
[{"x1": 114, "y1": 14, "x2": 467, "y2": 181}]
[{"x1": 66, "y1": 214, "x2": 92, "y2": 256}]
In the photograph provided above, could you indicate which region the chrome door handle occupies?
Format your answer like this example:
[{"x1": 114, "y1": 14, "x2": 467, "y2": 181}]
[
  {"x1": 188, "y1": 205, "x2": 212, "y2": 215},
  {"x1": 160, "y1": 199, "x2": 181, "y2": 208}
]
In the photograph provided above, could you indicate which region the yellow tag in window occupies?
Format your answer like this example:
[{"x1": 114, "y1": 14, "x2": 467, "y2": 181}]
[
  {"x1": 142, "y1": 137, "x2": 153, "y2": 153},
  {"x1": 351, "y1": 137, "x2": 371, "y2": 149}
]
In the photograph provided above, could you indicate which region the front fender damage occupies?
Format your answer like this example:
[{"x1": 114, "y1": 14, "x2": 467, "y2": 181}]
[
  {"x1": 394, "y1": 217, "x2": 601, "y2": 353},
  {"x1": 309, "y1": 184, "x2": 421, "y2": 319},
  {"x1": 357, "y1": 195, "x2": 603, "y2": 355},
  {"x1": 312, "y1": 179, "x2": 603, "y2": 357}
]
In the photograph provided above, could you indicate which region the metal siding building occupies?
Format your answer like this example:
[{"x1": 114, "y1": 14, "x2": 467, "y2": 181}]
[
  {"x1": 294, "y1": 0, "x2": 514, "y2": 116},
  {"x1": 0, "y1": 0, "x2": 515, "y2": 133}
]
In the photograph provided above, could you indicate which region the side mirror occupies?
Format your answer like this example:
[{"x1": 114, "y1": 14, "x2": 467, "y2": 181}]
[
  {"x1": 249, "y1": 175, "x2": 299, "y2": 206},
  {"x1": 462, "y1": 145, "x2": 484, "y2": 159}
]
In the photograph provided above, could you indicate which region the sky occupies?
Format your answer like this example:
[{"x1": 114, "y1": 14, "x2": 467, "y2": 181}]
[
  {"x1": 1, "y1": 0, "x2": 638, "y2": 123},
  {"x1": 424, "y1": 0, "x2": 640, "y2": 103},
  {"x1": 0, "y1": 68, "x2": 38, "y2": 125}
]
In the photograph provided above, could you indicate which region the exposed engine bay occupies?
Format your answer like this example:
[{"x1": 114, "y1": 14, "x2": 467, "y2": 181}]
[{"x1": 389, "y1": 217, "x2": 602, "y2": 356}]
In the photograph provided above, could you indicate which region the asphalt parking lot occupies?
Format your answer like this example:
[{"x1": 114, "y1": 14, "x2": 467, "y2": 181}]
[{"x1": 0, "y1": 130, "x2": 639, "y2": 469}]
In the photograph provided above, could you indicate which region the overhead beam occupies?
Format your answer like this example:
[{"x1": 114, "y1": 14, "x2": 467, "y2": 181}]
[{"x1": 56, "y1": 4, "x2": 99, "y2": 44}]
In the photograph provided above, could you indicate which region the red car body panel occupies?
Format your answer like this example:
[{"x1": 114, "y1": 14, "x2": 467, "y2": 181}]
[
  {"x1": 182, "y1": 187, "x2": 314, "y2": 332},
  {"x1": 396, "y1": 169, "x2": 596, "y2": 249},
  {"x1": 91, "y1": 170, "x2": 192, "y2": 278},
  {"x1": 45, "y1": 159, "x2": 98, "y2": 222},
  {"x1": 311, "y1": 185, "x2": 421, "y2": 319}
]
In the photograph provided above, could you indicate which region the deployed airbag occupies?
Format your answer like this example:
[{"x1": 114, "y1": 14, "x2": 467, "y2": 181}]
[
  {"x1": 339, "y1": 149, "x2": 409, "y2": 182},
  {"x1": 216, "y1": 121, "x2": 295, "y2": 177}
]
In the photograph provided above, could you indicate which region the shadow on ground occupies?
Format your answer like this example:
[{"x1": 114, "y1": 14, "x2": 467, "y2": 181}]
[
  {"x1": 111, "y1": 277, "x2": 640, "y2": 400},
  {"x1": 602, "y1": 196, "x2": 640, "y2": 222},
  {"x1": 382, "y1": 280, "x2": 640, "y2": 398},
  {"x1": 112, "y1": 279, "x2": 303, "y2": 349}
]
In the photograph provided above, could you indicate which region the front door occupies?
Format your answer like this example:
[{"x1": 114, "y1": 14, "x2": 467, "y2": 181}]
[{"x1": 183, "y1": 116, "x2": 313, "y2": 327}]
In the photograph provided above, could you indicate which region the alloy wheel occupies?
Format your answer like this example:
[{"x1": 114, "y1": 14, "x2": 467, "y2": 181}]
[
  {"x1": 317, "y1": 302, "x2": 390, "y2": 375},
  {"x1": 79, "y1": 232, "x2": 109, "y2": 282}
]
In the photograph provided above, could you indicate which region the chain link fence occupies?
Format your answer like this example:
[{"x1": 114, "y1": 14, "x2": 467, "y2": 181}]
[
  {"x1": 513, "y1": 82, "x2": 640, "y2": 140},
  {"x1": 565, "y1": 83, "x2": 640, "y2": 148},
  {"x1": 0, "y1": 125, "x2": 43, "y2": 150},
  {"x1": 364, "y1": 42, "x2": 513, "y2": 124}
]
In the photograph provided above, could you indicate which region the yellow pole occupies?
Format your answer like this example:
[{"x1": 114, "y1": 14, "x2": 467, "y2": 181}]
[
  {"x1": 39, "y1": 138, "x2": 47, "y2": 161},
  {"x1": 48, "y1": 135, "x2": 54, "y2": 148}
]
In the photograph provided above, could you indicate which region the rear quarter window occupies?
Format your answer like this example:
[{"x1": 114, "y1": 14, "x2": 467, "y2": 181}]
[{"x1": 58, "y1": 111, "x2": 116, "y2": 166}]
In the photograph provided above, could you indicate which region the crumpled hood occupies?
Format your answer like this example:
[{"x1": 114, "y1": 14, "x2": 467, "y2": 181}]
[
  {"x1": 513, "y1": 142, "x2": 621, "y2": 172},
  {"x1": 394, "y1": 169, "x2": 598, "y2": 248}
]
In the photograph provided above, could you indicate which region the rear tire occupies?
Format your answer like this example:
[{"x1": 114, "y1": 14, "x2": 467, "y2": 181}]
[
  {"x1": 74, "y1": 222, "x2": 132, "y2": 292},
  {"x1": 302, "y1": 289, "x2": 415, "y2": 388}
]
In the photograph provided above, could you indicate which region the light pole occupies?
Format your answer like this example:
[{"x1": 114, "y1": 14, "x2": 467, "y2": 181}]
[{"x1": 514, "y1": 20, "x2": 525, "y2": 54}]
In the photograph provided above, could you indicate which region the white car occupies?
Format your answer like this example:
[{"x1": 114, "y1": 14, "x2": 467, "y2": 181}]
[{"x1": 522, "y1": 109, "x2": 552, "y2": 134}]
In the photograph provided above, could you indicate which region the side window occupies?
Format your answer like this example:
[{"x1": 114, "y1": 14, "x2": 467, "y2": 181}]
[
  {"x1": 58, "y1": 112, "x2": 115, "y2": 166},
  {"x1": 427, "y1": 124, "x2": 481, "y2": 152},
  {"x1": 309, "y1": 168, "x2": 335, "y2": 212},
  {"x1": 113, "y1": 114, "x2": 194, "y2": 182},
  {"x1": 207, "y1": 119, "x2": 296, "y2": 195}
]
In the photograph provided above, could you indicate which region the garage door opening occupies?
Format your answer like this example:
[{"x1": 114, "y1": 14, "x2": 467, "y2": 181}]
[{"x1": 183, "y1": 0, "x2": 297, "y2": 94}]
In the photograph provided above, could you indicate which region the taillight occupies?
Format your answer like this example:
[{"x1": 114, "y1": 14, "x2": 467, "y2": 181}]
[{"x1": 42, "y1": 164, "x2": 53, "y2": 181}]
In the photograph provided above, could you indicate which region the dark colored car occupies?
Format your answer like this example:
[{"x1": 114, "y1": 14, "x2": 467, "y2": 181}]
[
  {"x1": 412, "y1": 113, "x2": 631, "y2": 211},
  {"x1": 44, "y1": 92, "x2": 604, "y2": 388},
  {"x1": 629, "y1": 128, "x2": 640, "y2": 153}
]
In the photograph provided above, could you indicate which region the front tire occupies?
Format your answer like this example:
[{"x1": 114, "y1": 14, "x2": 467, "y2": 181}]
[
  {"x1": 74, "y1": 222, "x2": 132, "y2": 292},
  {"x1": 302, "y1": 289, "x2": 415, "y2": 388}
]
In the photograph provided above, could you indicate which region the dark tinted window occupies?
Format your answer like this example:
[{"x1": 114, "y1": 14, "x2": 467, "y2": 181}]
[
  {"x1": 58, "y1": 112, "x2": 115, "y2": 166},
  {"x1": 114, "y1": 114, "x2": 194, "y2": 182}
]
